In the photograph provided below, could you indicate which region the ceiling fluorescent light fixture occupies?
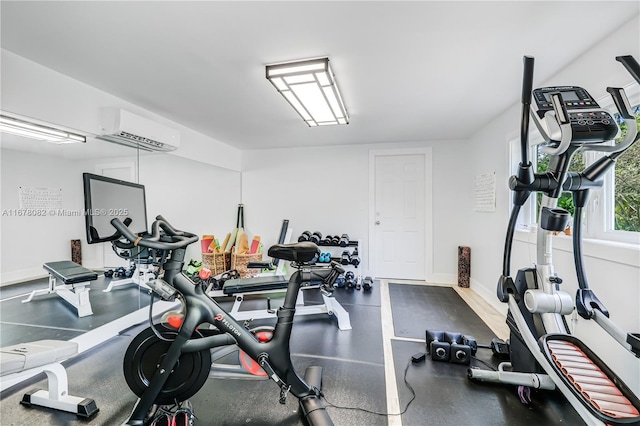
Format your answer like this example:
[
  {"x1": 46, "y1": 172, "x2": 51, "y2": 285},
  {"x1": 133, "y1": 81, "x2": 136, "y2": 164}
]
[
  {"x1": 266, "y1": 57, "x2": 349, "y2": 127},
  {"x1": 0, "y1": 114, "x2": 86, "y2": 144}
]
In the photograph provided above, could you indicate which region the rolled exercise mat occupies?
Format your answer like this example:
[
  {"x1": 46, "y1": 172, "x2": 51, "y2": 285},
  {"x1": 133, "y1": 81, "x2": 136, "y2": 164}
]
[{"x1": 458, "y1": 246, "x2": 470, "y2": 288}]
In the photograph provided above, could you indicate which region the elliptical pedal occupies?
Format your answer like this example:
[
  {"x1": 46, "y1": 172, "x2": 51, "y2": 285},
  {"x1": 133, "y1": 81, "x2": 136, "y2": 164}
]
[{"x1": 542, "y1": 335, "x2": 640, "y2": 423}]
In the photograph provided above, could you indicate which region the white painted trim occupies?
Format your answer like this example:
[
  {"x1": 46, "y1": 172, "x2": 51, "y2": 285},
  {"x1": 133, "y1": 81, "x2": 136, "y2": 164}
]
[
  {"x1": 379, "y1": 279, "x2": 402, "y2": 426},
  {"x1": 515, "y1": 229, "x2": 639, "y2": 267},
  {"x1": 368, "y1": 147, "x2": 433, "y2": 281},
  {"x1": 0, "y1": 269, "x2": 48, "y2": 287},
  {"x1": 469, "y1": 277, "x2": 508, "y2": 317}
]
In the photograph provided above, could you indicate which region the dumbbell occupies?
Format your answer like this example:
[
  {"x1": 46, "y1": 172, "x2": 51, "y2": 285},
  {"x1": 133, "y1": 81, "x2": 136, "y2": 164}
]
[
  {"x1": 298, "y1": 231, "x2": 312, "y2": 242},
  {"x1": 310, "y1": 232, "x2": 323, "y2": 244},
  {"x1": 426, "y1": 330, "x2": 451, "y2": 362},
  {"x1": 124, "y1": 267, "x2": 135, "y2": 278},
  {"x1": 333, "y1": 275, "x2": 346, "y2": 288},
  {"x1": 350, "y1": 248, "x2": 360, "y2": 266},
  {"x1": 345, "y1": 271, "x2": 356, "y2": 288},
  {"x1": 321, "y1": 235, "x2": 333, "y2": 246},
  {"x1": 339, "y1": 234, "x2": 350, "y2": 247},
  {"x1": 426, "y1": 330, "x2": 476, "y2": 365},
  {"x1": 104, "y1": 269, "x2": 114, "y2": 278},
  {"x1": 340, "y1": 250, "x2": 351, "y2": 265},
  {"x1": 319, "y1": 252, "x2": 332, "y2": 263},
  {"x1": 450, "y1": 334, "x2": 475, "y2": 365},
  {"x1": 362, "y1": 276, "x2": 373, "y2": 291},
  {"x1": 331, "y1": 235, "x2": 340, "y2": 245}
]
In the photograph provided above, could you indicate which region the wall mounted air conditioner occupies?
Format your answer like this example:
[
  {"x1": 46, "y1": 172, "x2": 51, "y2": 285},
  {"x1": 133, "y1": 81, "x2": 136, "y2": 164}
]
[{"x1": 97, "y1": 108, "x2": 181, "y2": 152}]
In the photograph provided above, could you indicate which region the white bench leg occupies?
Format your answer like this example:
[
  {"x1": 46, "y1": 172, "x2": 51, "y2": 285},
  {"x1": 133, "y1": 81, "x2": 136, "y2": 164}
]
[
  {"x1": 20, "y1": 362, "x2": 99, "y2": 418},
  {"x1": 22, "y1": 275, "x2": 57, "y2": 303},
  {"x1": 322, "y1": 293, "x2": 352, "y2": 331},
  {"x1": 57, "y1": 284, "x2": 93, "y2": 317}
]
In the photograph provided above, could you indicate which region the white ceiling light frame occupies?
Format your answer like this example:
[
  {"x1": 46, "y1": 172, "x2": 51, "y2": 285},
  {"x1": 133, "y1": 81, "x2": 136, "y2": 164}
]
[
  {"x1": 266, "y1": 57, "x2": 349, "y2": 127},
  {"x1": 0, "y1": 113, "x2": 86, "y2": 144}
]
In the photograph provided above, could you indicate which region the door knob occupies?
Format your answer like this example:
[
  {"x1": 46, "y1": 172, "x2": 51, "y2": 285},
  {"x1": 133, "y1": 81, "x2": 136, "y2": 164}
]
[{"x1": 375, "y1": 220, "x2": 381, "y2": 225}]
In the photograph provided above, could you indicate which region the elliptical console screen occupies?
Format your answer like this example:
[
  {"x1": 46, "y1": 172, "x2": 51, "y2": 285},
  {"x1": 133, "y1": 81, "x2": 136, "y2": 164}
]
[
  {"x1": 532, "y1": 86, "x2": 618, "y2": 143},
  {"x1": 83, "y1": 173, "x2": 148, "y2": 244},
  {"x1": 541, "y1": 90, "x2": 580, "y2": 102}
]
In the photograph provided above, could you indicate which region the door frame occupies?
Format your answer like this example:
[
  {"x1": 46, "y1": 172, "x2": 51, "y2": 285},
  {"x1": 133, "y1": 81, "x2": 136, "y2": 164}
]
[{"x1": 368, "y1": 147, "x2": 433, "y2": 281}]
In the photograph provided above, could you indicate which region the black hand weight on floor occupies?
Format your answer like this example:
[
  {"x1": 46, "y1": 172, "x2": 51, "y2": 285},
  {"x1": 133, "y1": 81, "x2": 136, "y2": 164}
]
[
  {"x1": 426, "y1": 330, "x2": 450, "y2": 362},
  {"x1": 362, "y1": 276, "x2": 373, "y2": 291},
  {"x1": 345, "y1": 271, "x2": 356, "y2": 288}
]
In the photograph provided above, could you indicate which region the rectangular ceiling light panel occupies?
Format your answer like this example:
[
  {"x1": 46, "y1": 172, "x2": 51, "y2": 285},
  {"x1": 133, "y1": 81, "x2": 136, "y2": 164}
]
[
  {"x1": 0, "y1": 114, "x2": 86, "y2": 143},
  {"x1": 266, "y1": 57, "x2": 349, "y2": 127}
]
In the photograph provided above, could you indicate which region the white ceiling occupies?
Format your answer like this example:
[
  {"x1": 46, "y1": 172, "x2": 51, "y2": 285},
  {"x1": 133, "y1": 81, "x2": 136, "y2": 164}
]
[{"x1": 1, "y1": 1, "x2": 639, "y2": 150}]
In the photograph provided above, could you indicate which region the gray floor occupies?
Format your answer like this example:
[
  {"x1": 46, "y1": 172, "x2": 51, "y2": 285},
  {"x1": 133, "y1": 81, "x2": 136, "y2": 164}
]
[{"x1": 0, "y1": 277, "x2": 585, "y2": 425}]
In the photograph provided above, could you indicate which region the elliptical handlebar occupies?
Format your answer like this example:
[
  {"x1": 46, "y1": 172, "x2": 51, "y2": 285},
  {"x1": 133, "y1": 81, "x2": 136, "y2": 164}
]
[
  {"x1": 539, "y1": 91, "x2": 573, "y2": 156},
  {"x1": 617, "y1": 55, "x2": 640, "y2": 85},
  {"x1": 110, "y1": 215, "x2": 198, "y2": 251},
  {"x1": 519, "y1": 56, "x2": 535, "y2": 166}
]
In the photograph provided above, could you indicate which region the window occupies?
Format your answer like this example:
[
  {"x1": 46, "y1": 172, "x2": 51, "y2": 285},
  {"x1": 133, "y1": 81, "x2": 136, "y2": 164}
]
[
  {"x1": 612, "y1": 105, "x2": 640, "y2": 233},
  {"x1": 511, "y1": 88, "x2": 640, "y2": 244}
]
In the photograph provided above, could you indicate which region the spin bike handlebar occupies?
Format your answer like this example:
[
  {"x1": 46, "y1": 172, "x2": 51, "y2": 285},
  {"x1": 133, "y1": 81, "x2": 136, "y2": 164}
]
[{"x1": 110, "y1": 215, "x2": 199, "y2": 251}]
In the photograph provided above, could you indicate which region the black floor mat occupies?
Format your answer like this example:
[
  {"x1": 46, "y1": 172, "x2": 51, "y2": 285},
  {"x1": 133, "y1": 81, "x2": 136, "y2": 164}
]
[
  {"x1": 388, "y1": 283, "x2": 585, "y2": 425},
  {"x1": 0, "y1": 276, "x2": 151, "y2": 347}
]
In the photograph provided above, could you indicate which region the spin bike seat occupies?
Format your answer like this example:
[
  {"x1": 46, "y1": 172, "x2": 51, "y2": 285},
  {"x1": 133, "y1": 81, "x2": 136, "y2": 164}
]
[{"x1": 268, "y1": 242, "x2": 318, "y2": 263}]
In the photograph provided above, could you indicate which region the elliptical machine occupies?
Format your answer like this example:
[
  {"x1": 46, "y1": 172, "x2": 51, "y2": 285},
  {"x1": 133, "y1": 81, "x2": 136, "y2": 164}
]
[
  {"x1": 111, "y1": 216, "x2": 338, "y2": 425},
  {"x1": 468, "y1": 55, "x2": 640, "y2": 425}
]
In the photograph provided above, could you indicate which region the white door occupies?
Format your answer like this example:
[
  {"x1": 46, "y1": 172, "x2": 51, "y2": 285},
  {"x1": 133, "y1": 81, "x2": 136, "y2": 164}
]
[
  {"x1": 96, "y1": 163, "x2": 136, "y2": 268},
  {"x1": 372, "y1": 152, "x2": 428, "y2": 280}
]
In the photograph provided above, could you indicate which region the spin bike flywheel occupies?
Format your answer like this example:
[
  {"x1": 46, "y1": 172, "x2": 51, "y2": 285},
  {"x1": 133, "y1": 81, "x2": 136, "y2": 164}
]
[{"x1": 123, "y1": 325, "x2": 212, "y2": 405}]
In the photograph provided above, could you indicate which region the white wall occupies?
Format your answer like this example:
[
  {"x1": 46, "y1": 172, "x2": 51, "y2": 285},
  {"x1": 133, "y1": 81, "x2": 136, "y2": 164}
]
[
  {"x1": 467, "y1": 15, "x2": 640, "y2": 390},
  {"x1": 138, "y1": 154, "x2": 241, "y2": 265},
  {"x1": 241, "y1": 140, "x2": 470, "y2": 281},
  {"x1": 1, "y1": 149, "x2": 89, "y2": 282}
]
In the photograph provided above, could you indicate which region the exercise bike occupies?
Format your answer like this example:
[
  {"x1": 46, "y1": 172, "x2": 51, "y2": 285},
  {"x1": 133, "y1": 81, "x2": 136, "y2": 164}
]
[
  {"x1": 112, "y1": 216, "x2": 339, "y2": 425},
  {"x1": 468, "y1": 55, "x2": 640, "y2": 425}
]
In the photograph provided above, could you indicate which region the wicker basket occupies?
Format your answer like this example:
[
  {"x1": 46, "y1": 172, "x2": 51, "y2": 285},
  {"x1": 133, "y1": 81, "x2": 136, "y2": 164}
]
[
  {"x1": 202, "y1": 252, "x2": 231, "y2": 275},
  {"x1": 231, "y1": 253, "x2": 263, "y2": 278}
]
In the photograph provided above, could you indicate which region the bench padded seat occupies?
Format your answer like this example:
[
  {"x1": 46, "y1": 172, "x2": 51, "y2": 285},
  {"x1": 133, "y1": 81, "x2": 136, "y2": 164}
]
[
  {"x1": 222, "y1": 275, "x2": 289, "y2": 295},
  {"x1": 1, "y1": 340, "x2": 78, "y2": 376},
  {"x1": 43, "y1": 261, "x2": 97, "y2": 284}
]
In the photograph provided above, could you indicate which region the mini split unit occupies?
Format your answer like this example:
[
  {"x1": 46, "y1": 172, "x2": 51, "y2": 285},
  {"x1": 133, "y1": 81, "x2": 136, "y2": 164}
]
[{"x1": 97, "y1": 108, "x2": 181, "y2": 152}]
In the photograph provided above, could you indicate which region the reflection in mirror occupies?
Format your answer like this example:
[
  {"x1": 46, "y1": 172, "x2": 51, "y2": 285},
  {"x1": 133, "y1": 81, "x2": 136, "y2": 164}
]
[{"x1": 1, "y1": 131, "x2": 240, "y2": 346}]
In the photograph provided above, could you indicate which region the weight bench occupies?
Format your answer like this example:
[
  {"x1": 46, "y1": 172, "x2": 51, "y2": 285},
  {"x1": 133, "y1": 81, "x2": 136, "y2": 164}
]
[
  {"x1": 0, "y1": 340, "x2": 99, "y2": 418},
  {"x1": 211, "y1": 275, "x2": 352, "y2": 330},
  {"x1": 22, "y1": 261, "x2": 97, "y2": 317}
]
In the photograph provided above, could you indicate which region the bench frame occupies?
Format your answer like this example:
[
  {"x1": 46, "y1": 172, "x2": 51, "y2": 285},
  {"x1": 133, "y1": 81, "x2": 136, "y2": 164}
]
[
  {"x1": 210, "y1": 285, "x2": 352, "y2": 331},
  {"x1": 22, "y1": 273, "x2": 93, "y2": 317},
  {"x1": 102, "y1": 261, "x2": 154, "y2": 293},
  {"x1": 20, "y1": 361, "x2": 99, "y2": 418},
  {"x1": 1, "y1": 340, "x2": 98, "y2": 418}
]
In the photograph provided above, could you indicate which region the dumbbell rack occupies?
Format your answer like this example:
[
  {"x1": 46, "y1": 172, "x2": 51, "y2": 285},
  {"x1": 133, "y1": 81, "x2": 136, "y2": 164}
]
[{"x1": 324, "y1": 241, "x2": 359, "y2": 266}]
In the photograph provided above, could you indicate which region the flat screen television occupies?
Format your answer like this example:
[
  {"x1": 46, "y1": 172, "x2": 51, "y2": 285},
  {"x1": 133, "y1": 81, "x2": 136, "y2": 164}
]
[{"x1": 83, "y1": 173, "x2": 148, "y2": 244}]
